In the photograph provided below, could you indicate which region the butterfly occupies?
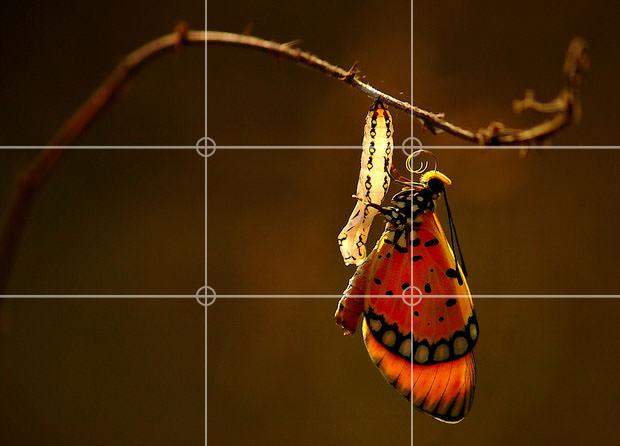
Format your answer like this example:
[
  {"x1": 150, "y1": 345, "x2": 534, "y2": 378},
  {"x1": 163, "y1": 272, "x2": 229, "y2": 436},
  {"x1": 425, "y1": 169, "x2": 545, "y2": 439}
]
[{"x1": 335, "y1": 169, "x2": 478, "y2": 423}]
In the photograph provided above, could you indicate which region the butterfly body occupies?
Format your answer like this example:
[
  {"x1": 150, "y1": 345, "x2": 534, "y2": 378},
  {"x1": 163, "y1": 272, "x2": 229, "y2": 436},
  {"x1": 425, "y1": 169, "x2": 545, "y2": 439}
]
[{"x1": 335, "y1": 172, "x2": 478, "y2": 423}]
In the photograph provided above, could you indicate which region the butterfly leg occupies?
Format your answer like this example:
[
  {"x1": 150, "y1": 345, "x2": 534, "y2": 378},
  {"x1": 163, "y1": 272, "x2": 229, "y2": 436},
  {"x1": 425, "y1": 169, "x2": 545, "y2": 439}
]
[{"x1": 366, "y1": 202, "x2": 406, "y2": 226}]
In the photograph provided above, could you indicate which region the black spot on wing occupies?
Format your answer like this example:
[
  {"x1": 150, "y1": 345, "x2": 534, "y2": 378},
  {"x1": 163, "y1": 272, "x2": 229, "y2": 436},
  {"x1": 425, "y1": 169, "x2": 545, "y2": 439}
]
[
  {"x1": 446, "y1": 268, "x2": 464, "y2": 286},
  {"x1": 446, "y1": 268, "x2": 458, "y2": 278}
]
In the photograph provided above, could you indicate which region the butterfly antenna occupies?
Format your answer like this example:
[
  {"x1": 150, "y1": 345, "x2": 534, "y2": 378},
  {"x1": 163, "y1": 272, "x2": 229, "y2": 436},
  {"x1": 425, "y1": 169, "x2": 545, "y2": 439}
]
[
  {"x1": 443, "y1": 189, "x2": 468, "y2": 278},
  {"x1": 406, "y1": 149, "x2": 437, "y2": 174}
]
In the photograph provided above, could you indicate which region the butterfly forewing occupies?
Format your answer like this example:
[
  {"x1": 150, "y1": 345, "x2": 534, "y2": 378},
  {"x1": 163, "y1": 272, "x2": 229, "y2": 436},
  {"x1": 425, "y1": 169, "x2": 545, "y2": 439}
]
[{"x1": 336, "y1": 194, "x2": 478, "y2": 423}]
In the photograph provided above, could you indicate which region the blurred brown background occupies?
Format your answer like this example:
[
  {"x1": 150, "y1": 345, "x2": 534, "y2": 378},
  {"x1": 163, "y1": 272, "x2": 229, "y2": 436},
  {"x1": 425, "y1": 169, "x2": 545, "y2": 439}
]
[
  {"x1": 0, "y1": 0, "x2": 205, "y2": 445},
  {"x1": 207, "y1": 1, "x2": 620, "y2": 445}
]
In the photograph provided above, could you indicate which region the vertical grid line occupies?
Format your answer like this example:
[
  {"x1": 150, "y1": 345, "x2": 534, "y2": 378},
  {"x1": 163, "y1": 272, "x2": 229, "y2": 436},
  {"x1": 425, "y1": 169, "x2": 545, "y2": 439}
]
[
  {"x1": 410, "y1": 0, "x2": 414, "y2": 142},
  {"x1": 409, "y1": 0, "x2": 415, "y2": 444},
  {"x1": 410, "y1": 157, "x2": 415, "y2": 446},
  {"x1": 204, "y1": 153, "x2": 208, "y2": 446},
  {"x1": 204, "y1": 1, "x2": 209, "y2": 445}
]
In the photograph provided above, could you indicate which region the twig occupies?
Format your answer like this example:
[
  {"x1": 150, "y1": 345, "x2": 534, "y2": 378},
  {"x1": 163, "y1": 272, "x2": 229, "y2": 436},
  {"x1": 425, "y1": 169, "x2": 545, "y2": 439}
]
[
  {"x1": 0, "y1": 29, "x2": 588, "y2": 294},
  {"x1": 0, "y1": 25, "x2": 206, "y2": 294},
  {"x1": 206, "y1": 31, "x2": 588, "y2": 145}
]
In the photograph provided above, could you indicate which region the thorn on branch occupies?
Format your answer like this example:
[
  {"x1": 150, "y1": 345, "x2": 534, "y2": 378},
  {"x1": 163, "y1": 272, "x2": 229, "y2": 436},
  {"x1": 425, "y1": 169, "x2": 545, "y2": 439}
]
[
  {"x1": 174, "y1": 22, "x2": 190, "y2": 48},
  {"x1": 476, "y1": 122, "x2": 507, "y2": 145},
  {"x1": 340, "y1": 61, "x2": 360, "y2": 82},
  {"x1": 274, "y1": 39, "x2": 302, "y2": 69},
  {"x1": 419, "y1": 113, "x2": 445, "y2": 135},
  {"x1": 283, "y1": 39, "x2": 303, "y2": 49},
  {"x1": 242, "y1": 22, "x2": 255, "y2": 36}
]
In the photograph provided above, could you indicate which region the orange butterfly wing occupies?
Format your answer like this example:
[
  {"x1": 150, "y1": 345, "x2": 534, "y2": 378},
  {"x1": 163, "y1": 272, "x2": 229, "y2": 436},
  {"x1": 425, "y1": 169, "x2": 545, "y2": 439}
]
[{"x1": 336, "y1": 209, "x2": 478, "y2": 423}]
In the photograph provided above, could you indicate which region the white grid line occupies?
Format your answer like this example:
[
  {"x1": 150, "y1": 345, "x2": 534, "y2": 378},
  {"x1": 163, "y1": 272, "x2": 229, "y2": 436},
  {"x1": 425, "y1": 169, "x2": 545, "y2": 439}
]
[
  {"x1": 409, "y1": 0, "x2": 415, "y2": 436},
  {"x1": 4, "y1": 294, "x2": 620, "y2": 299},
  {"x1": 3, "y1": 145, "x2": 620, "y2": 150},
  {"x1": 204, "y1": 0, "x2": 209, "y2": 446},
  {"x1": 0, "y1": 295, "x2": 197, "y2": 298},
  {"x1": 222, "y1": 294, "x2": 620, "y2": 299},
  {"x1": 0, "y1": 146, "x2": 197, "y2": 149},
  {"x1": 208, "y1": 145, "x2": 620, "y2": 150}
]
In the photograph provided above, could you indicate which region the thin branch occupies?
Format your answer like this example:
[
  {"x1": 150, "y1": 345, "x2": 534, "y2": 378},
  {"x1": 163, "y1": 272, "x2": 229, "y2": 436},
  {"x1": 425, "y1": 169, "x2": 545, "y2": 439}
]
[
  {"x1": 0, "y1": 25, "x2": 206, "y2": 294},
  {"x1": 0, "y1": 28, "x2": 588, "y2": 294},
  {"x1": 206, "y1": 31, "x2": 588, "y2": 145}
]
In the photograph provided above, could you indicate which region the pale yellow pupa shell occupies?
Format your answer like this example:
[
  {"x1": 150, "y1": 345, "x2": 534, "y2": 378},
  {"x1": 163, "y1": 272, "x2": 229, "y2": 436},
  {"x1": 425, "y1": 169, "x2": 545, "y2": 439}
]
[{"x1": 337, "y1": 101, "x2": 394, "y2": 266}]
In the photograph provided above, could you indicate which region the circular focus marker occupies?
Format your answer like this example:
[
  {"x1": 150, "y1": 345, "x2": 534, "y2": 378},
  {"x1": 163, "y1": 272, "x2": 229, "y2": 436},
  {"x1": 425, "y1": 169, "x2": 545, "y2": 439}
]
[
  {"x1": 196, "y1": 137, "x2": 216, "y2": 158},
  {"x1": 401, "y1": 285, "x2": 423, "y2": 307},
  {"x1": 400, "y1": 136, "x2": 423, "y2": 156},
  {"x1": 195, "y1": 285, "x2": 216, "y2": 307}
]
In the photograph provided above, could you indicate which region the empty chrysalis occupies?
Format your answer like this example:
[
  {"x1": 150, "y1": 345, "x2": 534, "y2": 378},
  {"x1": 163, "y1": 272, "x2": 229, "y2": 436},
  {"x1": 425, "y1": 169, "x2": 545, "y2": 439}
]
[{"x1": 337, "y1": 99, "x2": 394, "y2": 266}]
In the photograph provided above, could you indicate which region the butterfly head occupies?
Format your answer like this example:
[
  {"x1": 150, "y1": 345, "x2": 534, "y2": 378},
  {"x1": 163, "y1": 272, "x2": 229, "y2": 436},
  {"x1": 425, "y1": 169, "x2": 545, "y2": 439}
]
[{"x1": 421, "y1": 171, "x2": 452, "y2": 195}]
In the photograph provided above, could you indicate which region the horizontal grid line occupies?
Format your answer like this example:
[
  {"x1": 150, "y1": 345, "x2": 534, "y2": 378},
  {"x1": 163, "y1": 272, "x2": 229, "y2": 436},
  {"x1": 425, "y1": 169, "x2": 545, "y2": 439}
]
[
  {"x1": 206, "y1": 294, "x2": 620, "y2": 299},
  {"x1": 0, "y1": 146, "x2": 197, "y2": 149},
  {"x1": 2, "y1": 145, "x2": 620, "y2": 150},
  {"x1": 213, "y1": 145, "x2": 620, "y2": 150},
  {"x1": 3, "y1": 294, "x2": 620, "y2": 299},
  {"x1": 0, "y1": 294, "x2": 197, "y2": 298}
]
